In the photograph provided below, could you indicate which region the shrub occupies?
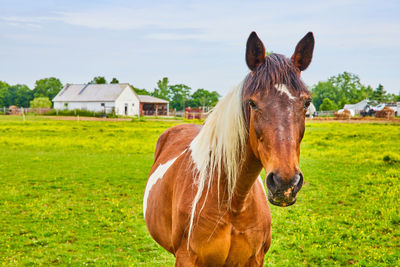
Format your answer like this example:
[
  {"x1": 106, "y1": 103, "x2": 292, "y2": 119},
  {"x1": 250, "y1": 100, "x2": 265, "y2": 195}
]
[
  {"x1": 30, "y1": 97, "x2": 52, "y2": 108},
  {"x1": 44, "y1": 109, "x2": 108, "y2": 117},
  {"x1": 383, "y1": 153, "x2": 400, "y2": 164},
  {"x1": 319, "y1": 98, "x2": 338, "y2": 111}
]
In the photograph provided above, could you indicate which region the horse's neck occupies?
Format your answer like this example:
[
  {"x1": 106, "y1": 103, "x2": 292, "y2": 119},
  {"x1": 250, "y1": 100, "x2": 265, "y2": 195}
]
[{"x1": 230, "y1": 142, "x2": 263, "y2": 213}]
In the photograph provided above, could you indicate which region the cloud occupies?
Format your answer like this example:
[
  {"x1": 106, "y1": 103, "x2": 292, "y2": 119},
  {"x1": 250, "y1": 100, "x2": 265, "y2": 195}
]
[
  {"x1": 1, "y1": 0, "x2": 399, "y2": 94},
  {"x1": 3, "y1": 1, "x2": 398, "y2": 50},
  {"x1": 146, "y1": 33, "x2": 203, "y2": 41}
]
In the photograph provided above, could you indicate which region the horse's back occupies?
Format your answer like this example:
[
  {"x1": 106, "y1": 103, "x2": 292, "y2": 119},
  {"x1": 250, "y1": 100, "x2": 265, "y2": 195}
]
[
  {"x1": 153, "y1": 123, "x2": 202, "y2": 165},
  {"x1": 144, "y1": 124, "x2": 201, "y2": 253}
]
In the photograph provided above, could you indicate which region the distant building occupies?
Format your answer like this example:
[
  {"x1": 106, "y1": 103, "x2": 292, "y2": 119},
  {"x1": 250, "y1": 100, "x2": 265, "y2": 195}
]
[
  {"x1": 52, "y1": 84, "x2": 169, "y2": 116},
  {"x1": 343, "y1": 99, "x2": 369, "y2": 114},
  {"x1": 138, "y1": 95, "x2": 169, "y2": 116},
  {"x1": 306, "y1": 102, "x2": 316, "y2": 118}
]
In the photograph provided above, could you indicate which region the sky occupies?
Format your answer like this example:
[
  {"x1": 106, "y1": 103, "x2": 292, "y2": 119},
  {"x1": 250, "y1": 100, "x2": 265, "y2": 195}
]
[{"x1": 1, "y1": 0, "x2": 399, "y2": 96}]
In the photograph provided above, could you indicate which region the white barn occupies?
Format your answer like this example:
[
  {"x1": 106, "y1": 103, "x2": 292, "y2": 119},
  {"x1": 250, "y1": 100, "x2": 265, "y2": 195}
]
[{"x1": 53, "y1": 83, "x2": 169, "y2": 116}]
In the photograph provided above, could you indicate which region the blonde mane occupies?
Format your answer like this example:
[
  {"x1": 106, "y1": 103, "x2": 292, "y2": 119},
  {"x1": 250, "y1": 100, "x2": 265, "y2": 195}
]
[{"x1": 188, "y1": 81, "x2": 248, "y2": 244}]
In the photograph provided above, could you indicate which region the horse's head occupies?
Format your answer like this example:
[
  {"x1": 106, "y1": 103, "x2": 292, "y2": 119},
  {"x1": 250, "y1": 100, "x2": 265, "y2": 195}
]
[{"x1": 243, "y1": 31, "x2": 314, "y2": 207}]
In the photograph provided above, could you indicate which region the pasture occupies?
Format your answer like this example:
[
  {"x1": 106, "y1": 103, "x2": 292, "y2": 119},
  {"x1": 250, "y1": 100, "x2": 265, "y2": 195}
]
[{"x1": 0, "y1": 116, "x2": 399, "y2": 266}]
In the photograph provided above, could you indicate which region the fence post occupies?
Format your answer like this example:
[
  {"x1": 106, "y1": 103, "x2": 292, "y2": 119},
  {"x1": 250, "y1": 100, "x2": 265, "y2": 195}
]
[{"x1": 21, "y1": 108, "x2": 26, "y2": 121}]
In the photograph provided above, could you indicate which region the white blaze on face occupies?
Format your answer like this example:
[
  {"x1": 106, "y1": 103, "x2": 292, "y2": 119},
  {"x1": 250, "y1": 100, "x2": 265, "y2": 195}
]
[
  {"x1": 143, "y1": 150, "x2": 186, "y2": 217},
  {"x1": 275, "y1": 84, "x2": 295, "y2": 100}
]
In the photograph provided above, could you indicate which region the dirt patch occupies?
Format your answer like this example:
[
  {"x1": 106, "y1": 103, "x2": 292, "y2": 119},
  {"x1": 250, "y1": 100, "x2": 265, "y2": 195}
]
[
  {"x1": 307, "y1": 117, "x2": 400, "y2": 124},
  {"x1": 39, "y1": 116, "x2": 132, "y2": 122}
]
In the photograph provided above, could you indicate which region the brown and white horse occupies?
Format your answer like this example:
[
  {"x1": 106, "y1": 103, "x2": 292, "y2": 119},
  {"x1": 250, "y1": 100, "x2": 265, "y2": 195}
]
[{"x1": 143, "y1": 31, "x2": 315, "y2": 266}]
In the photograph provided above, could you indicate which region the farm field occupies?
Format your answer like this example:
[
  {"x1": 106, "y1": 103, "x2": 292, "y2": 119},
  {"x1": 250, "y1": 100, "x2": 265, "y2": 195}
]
[{"x1": 0, "y1": 116, "x2": 399, "y2": 266}]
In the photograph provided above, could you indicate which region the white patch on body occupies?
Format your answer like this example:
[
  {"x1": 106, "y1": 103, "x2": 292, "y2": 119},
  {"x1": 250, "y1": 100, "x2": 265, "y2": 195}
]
[
  {"x1": 143, "y1": 150, "x2": 186, "y2": 217},
  {"x1": 275, "y1": 84, "x2": 295, "y2": 100}
]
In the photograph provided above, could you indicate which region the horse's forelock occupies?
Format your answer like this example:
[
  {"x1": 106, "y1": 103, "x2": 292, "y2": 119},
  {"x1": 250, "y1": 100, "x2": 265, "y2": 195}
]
[{"x1": 244, "y1": 53, "x2": 308, "y2": 96}]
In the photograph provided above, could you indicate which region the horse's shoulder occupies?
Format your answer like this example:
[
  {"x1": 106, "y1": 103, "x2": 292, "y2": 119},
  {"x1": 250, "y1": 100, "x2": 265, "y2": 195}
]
[
  {"x1": 154, "y1": 124, "x2": 202, "y2": 164},
  {"x1": 161, "y1": 123, "x2": 202, "y2": 138}
]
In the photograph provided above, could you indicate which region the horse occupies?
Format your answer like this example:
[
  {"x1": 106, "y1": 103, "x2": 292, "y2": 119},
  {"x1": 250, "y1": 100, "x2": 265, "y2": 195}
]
[{"x1": 143, "y1": 31, "x2": 315, "y2": 266}]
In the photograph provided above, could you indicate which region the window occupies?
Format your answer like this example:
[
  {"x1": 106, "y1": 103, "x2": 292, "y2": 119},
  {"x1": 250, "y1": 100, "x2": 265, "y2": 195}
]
[
  {"x1": 101, "y1": 103, "x2": 105, "y2": 107},
  {"x1": 64, "y1": 103, "x2": 68, "y2": 109}
]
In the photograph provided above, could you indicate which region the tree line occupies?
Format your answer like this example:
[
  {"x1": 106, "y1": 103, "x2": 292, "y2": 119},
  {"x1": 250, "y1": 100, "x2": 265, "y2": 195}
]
[
  {"x1": 1, "y1": 73, "x2": 398, "y2": 111},
  {"x1": 133, "y1": 77, "x2": 220, "y2": 110},
  {"x1": 0, "y1": 76, "x2": 220, "y2": 110},
  {"x1": 0, "y1": 78, "x2": 62, "y2": 108},
  {"x1": 312, "y1": 72, "x2": 400, "y2": 111}
]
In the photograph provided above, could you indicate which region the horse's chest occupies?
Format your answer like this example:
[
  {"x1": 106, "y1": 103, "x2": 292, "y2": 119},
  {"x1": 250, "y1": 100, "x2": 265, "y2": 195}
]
[
  {"x1": 192, "y1": 220, "x2": 268, "y2": 266},
  {"x1": 226, "y1": 225, "x2": 267, "y2": 264}
]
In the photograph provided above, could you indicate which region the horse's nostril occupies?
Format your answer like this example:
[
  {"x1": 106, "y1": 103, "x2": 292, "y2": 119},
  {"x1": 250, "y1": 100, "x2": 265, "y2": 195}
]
[
  {"x1": 293, "y1": 172, "x2": 304, "y2": 194},
  {"x1": 266, "y1": 172, "x2": 277, "y2": 194}
]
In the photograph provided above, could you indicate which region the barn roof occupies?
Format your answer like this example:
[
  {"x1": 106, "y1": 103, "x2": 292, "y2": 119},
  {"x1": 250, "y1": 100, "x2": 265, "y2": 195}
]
[
  {"x1": 138, "y1": 95, "x2": 169, "y2": 104},
  {"x1": 344, "y1": 99, "x2": 369, "y2": 111},
  {"x1": 53, "y1": 83, "x2": 132, "y2": 102}
]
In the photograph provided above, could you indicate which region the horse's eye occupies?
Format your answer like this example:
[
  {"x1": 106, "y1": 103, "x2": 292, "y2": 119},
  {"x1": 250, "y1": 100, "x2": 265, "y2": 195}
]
[
  {"x1": 304, "y1": 99, "x2": 311, "y2": 109},
  {"x1": 248, "y1": 99, "x2": 258, "y2": 109}
]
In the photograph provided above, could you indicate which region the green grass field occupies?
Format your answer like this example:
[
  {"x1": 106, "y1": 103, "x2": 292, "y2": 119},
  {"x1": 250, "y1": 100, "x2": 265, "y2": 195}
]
[{"x1": 0, "y1": 116, "x2": 399, "y2": 266}]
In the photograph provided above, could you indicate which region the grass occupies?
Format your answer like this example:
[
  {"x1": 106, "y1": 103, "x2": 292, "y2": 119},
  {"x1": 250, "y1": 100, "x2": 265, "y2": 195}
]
[{"x1": 0, "y1": 115, "x2": 399, "y2": 266}]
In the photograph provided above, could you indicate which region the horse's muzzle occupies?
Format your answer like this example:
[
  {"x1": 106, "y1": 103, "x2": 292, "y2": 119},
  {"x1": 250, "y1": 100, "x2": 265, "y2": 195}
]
[{"x1": 265, "y1": 172, "x2": 303, "y2": 207}]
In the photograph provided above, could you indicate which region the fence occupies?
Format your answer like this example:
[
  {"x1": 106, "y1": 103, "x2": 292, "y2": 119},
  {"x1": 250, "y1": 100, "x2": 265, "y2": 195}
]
[
  {"x1": 184, "y1": 107, "x2": 209, "y2": 120},
  {"x1": 1, "y1": 107, "x2": 53, "y2": 115},
  {"x1": 167, "y1": 110, "x2": 185, "y2": 117},
  {"x1": 315, "y1": 110, "x2": 335, "y2": 117},
  {"x1": 185, "y1": 111, "x2": 208, "y2": 120}
]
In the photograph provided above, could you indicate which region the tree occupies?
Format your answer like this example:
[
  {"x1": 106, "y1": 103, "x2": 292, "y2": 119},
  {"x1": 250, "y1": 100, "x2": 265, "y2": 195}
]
[
  {"x1": 30, "y1": 97, "x2": 52, "y2": 108},
  {"x1": 391, "y1": 93, "x2": 400, "y2": 102},
  {"x1": 319, "y1": 98, "x2": 338, "y2": 111},
  {"x1": 12, "y1": 85, "x2": 33, "y2": 107},
  {"x1": 189, "y1": 89, "x2": 220, "y2": 108},
  {"x1": 3, "y1": 84, "x2": 17, "y2": 107},
  {"x1": 110, "y1": 77, "x2": 119, "y2": 84},
  {"x1": 328, "y1": 72, "x2": 372, "y2": 105},
  {"x1": 0, "y1": 82, "x2": 33, "y2": 107},
  {"x1": 132, "y1": 86, "x2": 151, "y2": 95},
  {"x1": 312, "y1": 72, "x2": 374, "y2": 110},
  {"x1": 33, "y1": 77, "x2": 63, "y2": 101},
  {"x1": 0, "y1": 81, "x2": 10, "y2": 107},
  {"x1": 370, "y1": 84, "x2": 387, "y2": 103},
  {"x1": 169, "y1": 84, "x2": 191, "y2": 110},
  {"x1": 89, "y1": 76, "x2": 107, "y2": 84},
  {"x1": 311, "y1": 81, "x2": 338, "y2": 110},
  {"x1": 152, "y1": 77, "x2": 170, "y2": 101}
]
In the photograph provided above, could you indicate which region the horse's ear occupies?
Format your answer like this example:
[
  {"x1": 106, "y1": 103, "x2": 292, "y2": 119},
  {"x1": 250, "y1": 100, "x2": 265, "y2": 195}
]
[
  {"x1": 291, "y1": 32, "x2": 314, "y2": 71},
  {"x1": 246, "y1": 32, "x2": 266, "y2": 71}
]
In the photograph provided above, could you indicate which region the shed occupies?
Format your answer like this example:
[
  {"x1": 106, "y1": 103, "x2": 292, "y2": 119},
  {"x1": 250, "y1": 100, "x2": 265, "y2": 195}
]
[{"x1": 138, "y1": 95, "x2": 169, "y2": 116}]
